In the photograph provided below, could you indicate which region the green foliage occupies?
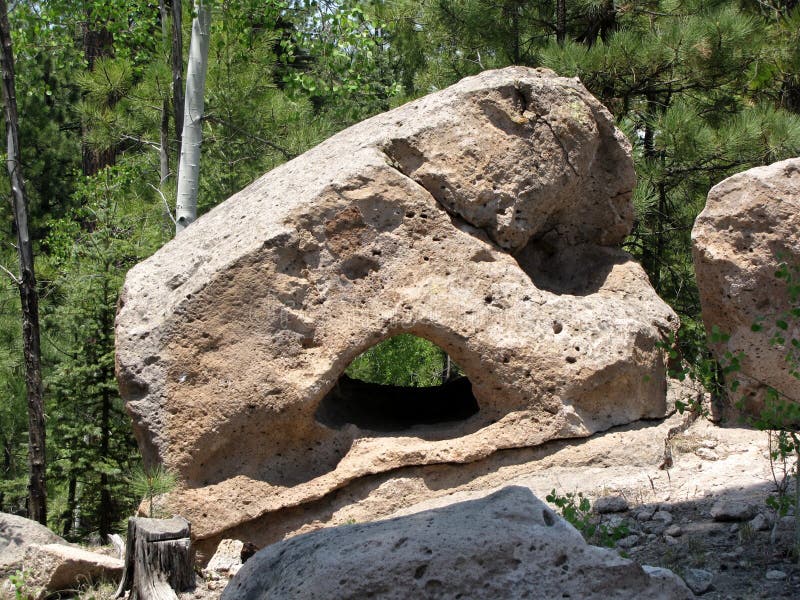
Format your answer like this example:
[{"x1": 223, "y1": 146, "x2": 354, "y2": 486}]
[
  {"x1": 346, "y1": 334, "x2": 458, "y2": 387},
  {"x1": 200, "y1": 1, "x2": 329, "y2": 208},
  {"x1": 8, "y1": 569, "x2": 33, "y2": 600},
  {"x1": 129, "y1": 463, "x2": 177, "y2": 518},
  {"x1": 0, "y1": 277, "x2": 28, "y2": 513},
  {"x1": 545, "y1": 489, "x2": 630, "y2": 548},
  {"x1": 43, "y1": 165, "x2": 165, "y2": 540},
  {"x1": 278, "y1": 0, "x2": 402, "y2": 123}
]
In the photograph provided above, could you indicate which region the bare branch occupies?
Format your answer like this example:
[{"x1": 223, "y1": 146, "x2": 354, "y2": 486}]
[
  {"x1": 149, "y1": 183, "x2": 177, "y2": 225},
  {"x1": 0, "y1": 262, "x2": 18, "y2": 285}
]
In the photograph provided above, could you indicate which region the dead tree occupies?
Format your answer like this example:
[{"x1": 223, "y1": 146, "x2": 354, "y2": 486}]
[
  {"x1": 116, "y1": 516, "x2": 194, "y2": 599},
  {"x1": 0, "y1": 0, "x2": 46, "y2": 525}
]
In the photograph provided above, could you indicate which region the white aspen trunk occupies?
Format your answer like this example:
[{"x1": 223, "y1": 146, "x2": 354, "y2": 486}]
[{"x1": 175, "y1": 1, "x2": 210, "y2": 234}]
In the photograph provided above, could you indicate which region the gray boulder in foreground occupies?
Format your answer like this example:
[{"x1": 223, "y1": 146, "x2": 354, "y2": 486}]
[{"x1": 222, "y1": 486, "x2": 693, "y2": 600}]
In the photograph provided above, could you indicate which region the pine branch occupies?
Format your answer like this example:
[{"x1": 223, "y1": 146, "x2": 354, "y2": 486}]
[{"x1": 203, "y1": 115, "x2": 295, "y2": 159}]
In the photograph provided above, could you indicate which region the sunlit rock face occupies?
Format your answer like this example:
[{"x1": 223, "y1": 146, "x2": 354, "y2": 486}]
[
  {"x1": 693, "y1": 157, "x2": 800, "y2": 417},
  {"x1": 115, "y1": 66, "x2": 676, "y2": 552}
]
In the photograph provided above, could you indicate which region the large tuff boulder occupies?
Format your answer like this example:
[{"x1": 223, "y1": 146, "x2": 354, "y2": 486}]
[
  {"x1": 115, "y1": 66, "x2": 677, "y2": 553},
  {"x1": 0, "y1": 512, "x2": 65, "y2": 576},
  {"x1": 221, "y1": 486, "x2": 693, "y2": 600},
  {"x1": 20, "y1": 544, "x2": 123, "y2": 599},
  {"x1": 692, "y1": 158, "x2": 800, "y2": 416}
]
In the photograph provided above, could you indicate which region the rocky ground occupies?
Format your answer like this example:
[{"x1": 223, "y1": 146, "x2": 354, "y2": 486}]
[
  {"x1": 590, "y1": 417, "x2": 800, "y2": 599},
  {"x1": 182, "y1": 405, "x2": 798, "y2": 599},
  {"x1": 14, "y1": 404, "x2": 795, "y2": 599}
]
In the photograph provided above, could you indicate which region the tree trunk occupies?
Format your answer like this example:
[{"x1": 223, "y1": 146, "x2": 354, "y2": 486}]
[
  {"x1": 160, "y1": 98, "x2": 170, "y2": 183},
  {"x1": 115, "y1": 516, "x2": 194, "y2": 600},
  {"x1": 175, "y1": 1, "x2": 210, "y2": 234},
  {"x1": 171, "y1": 0, "x2": 185, "y2": 164},
  {"x1": 99, "y1": 388, "x2": 112, "y2": 542},
  {"x1": 81, "y1": 22, "x2": 116, "y2": 176},
  {"x1": 556, "y1": 0, "x2": 566, "y2": 46},
  {"x1": 159, "y1": 0, "x2": 171, "y2": 184},
  {"x1": 99, "y1": 278, "x2": 113, "y2": 543},
  {"x1": 0, "y1": 434, "x2": 10, "y2": 511},
  {"x1": 62, "y1": 476, "x2": 77, "y2": 537},
  {"x1": 0, "y1": 0, "x2": 46, "y2": 525},
  {"x1": 781, "y1": 75, "x2": 800, "y2": 114}
]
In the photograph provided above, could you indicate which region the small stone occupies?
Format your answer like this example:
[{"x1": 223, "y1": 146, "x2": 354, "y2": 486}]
[
  {"x1": 616, "y1": 534, "x2": 640, "y2": 549},
  {"x1": 711, "y1": 498, "x2": 756, "y2": 522},
  {"x1": 652, "y1": 510, "x2": 673, "y2": 525},
  {"x1": 604, "y1": 515, "x2": 626, "y2": 529},
  {"x1": 205, "y1": 539, "x2": 244, "y2": 576},
  {"x1": 749, "y1": 513, "x2": 769, "y2": 532},
  {"x1": 594, "y1": 495, "x2": 629, "y2": 514},
  {"x1": 647, "y1": 533, "x2": 657, "y2": 542},
  {"x1": 729, "y1": 523, "x2": 740, "y2": 533},
  {"x1": 636, "y1": 506, "x2": 657, "y2": 521},
  {"x1": 701, "y1": 439, "x2": 718, "y2": 449},
  {"x1": 684, "y1": 568, "x2": 714, "y2": 594},
  {"x1": 643, "y1": 521, "x2": 666, "y2": 535},
  {"x1": 665, "y1": 524, "x2": 682, "y2": 537},
  {"x1": 695, "y1": 448, "x2": 718, "y2": 460},
  {"x1": 664, "y1": 535, "x2": 679, "y2": 546},
  {"x1": 766, "y1": 569, "x2": 787, "y2": 581}
]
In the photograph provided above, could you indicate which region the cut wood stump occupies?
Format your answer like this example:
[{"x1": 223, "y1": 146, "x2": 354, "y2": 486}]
[{"x1": 115, "y1": 516, "x2": 194, "y2": 600}]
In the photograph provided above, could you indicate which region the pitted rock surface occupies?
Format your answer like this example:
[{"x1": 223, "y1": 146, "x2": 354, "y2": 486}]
[
  {"x1": 115, "y1": 66, "x2": 677, "y2": 547},
  {"x1": 221, "y1": 486, "x2": 694, "y2": 600},
  {"x1": 692, "y1": 157, "x2": 800, "y2": 416}
]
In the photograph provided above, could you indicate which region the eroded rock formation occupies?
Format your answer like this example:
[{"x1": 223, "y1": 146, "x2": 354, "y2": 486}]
[
  {"x1": 115, "y1": 67, "x2": 677, "y2": 552},
  {"x1": 692, "y1": 157, "x2": 800, "y2": 416}
]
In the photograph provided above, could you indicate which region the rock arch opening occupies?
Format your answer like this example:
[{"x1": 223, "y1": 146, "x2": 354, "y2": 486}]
[{"x1": 315, "y1": 334, "x2": 479, "y2": 431}]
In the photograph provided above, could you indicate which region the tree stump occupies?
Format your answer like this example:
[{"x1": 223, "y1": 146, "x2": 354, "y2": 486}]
[{"x1": 115, "y1": 516, "x2": 194, "y2": 600}]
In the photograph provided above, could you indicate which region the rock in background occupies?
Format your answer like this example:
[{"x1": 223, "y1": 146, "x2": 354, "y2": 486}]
[
  {"x1": 692, "y1": 157, "x2": 800, "y2": 417},
  {"x1": 20, "y1": 544, "x2": 123, "y2": 600},
  {"x1": 1, "y1": 512, "x2": 65, "y2": 576},
  {"x1": 116, "y1": 66, "x2": 677, "y2": 550}
]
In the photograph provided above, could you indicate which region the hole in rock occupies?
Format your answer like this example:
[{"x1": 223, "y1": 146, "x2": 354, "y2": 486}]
[{"x1": 316, "y1": 334, "x2": 479, "y2": 431}]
